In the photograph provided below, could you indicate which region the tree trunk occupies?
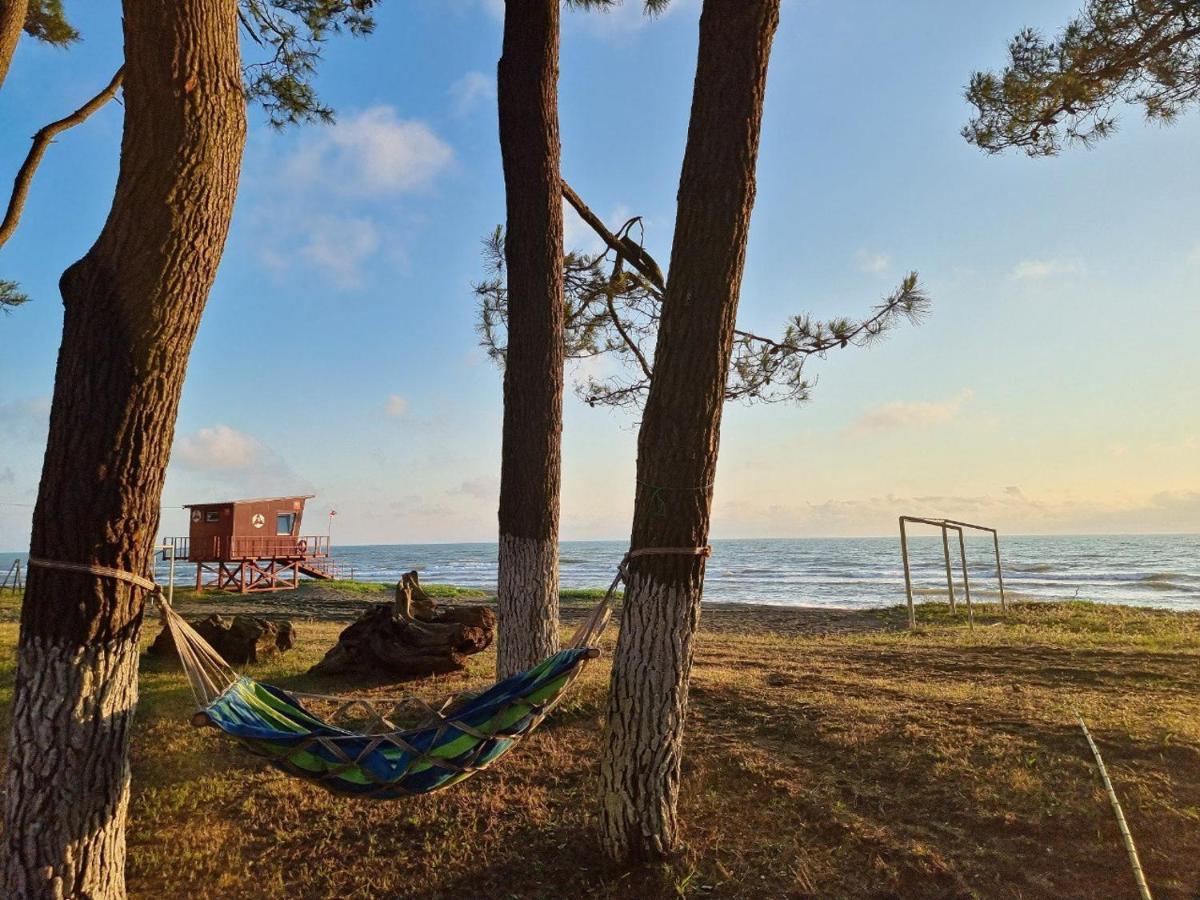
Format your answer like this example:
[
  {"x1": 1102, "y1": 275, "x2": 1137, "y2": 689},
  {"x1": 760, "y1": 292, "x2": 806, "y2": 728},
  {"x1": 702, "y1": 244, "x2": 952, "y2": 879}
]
[
  {"x1": 598, "y1": 0, "x2": 780, "y2": 864},
  {"x1": 495, "y1": 0, "x2": 565, "y2": 679},
  {"x1": 0, "y1": 0, "x2": 28, "y2": 90},
  {"x1": 2, "y1": 1, "x2": 245, "y2": 896}
]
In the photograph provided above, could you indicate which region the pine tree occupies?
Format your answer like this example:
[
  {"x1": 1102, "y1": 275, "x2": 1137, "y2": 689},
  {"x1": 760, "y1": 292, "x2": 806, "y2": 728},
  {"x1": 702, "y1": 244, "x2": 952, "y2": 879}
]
[
  {"x1": 2, "y1": 2, "x2": 377, "y2": 894},
  {"x1": 598, "y1": 0, "x2": 781, "y2": 862},
  {"x1": 494, "y1": 0, "x2": 567, "y2": 679},
  {"x1": 965, "y1": 0, "x2": 1200, "y2": 155},
  {"x1": 2, "y1": 2, "x2": 246, "y2": 892}
]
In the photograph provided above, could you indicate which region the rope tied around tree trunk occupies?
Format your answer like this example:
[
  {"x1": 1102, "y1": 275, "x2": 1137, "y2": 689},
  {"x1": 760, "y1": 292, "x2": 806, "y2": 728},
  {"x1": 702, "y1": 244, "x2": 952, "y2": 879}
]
[
  {"x1": 27, "y1": 556, "x2": 241, "y2": 709},
  {"x1": 27, "y1": 556, "x2": 160, "y2": 594}
]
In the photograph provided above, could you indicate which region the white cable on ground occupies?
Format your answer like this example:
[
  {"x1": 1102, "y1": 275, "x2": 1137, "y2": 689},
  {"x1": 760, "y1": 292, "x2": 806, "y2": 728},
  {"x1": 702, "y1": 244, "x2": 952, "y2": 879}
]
[{"x1": 1075, "y1": 710, "x2": 1153, "y2": 900}]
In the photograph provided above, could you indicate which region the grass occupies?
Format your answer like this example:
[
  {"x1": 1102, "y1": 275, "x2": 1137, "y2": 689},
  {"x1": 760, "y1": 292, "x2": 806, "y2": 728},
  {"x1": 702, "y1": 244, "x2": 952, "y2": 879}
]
[{"x1": 0, "y1": 596, "x2": 1198, "y2": 897}]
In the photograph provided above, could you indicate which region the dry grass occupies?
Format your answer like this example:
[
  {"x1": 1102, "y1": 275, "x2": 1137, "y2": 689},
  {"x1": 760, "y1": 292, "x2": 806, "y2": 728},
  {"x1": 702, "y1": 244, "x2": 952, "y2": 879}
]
[{"x1": 0, "y1": 596, "x2": 1198, "y2": 898}]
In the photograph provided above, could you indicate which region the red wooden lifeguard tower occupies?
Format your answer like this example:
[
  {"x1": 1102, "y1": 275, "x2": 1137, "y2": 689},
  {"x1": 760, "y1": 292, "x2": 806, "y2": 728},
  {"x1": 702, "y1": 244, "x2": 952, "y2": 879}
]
[{"x1": 171, "y1": 495, "x2": 341, "y2": 593}]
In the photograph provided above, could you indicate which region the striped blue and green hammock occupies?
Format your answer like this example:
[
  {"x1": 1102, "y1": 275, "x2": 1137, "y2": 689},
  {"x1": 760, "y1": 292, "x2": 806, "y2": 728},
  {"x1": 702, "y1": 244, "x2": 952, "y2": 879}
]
[{"x1": 158, "y1": 584, "x2": 616, "y2": 799}]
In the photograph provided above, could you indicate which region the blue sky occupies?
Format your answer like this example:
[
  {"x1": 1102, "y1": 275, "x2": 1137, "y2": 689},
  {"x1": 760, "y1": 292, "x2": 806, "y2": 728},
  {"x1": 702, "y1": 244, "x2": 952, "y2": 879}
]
[{"x1": 1, "y1": 0, "x2": 1198, "y2": 549}]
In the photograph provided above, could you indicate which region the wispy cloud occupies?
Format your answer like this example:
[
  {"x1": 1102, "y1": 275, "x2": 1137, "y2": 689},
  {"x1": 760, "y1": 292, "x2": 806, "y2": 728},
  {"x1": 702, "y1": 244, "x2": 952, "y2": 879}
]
[
  {"x1": 282, "y1": 106, "x2": 453, "y2": 196},
  {"x1": 175, "y1": 426, "x2": 268, "y2": 471},
  {"x1": 855, "y1": 249, "x2": 890, "y2": 274},
  {"x1": 171, "y1": 425, "x2": 308, "y2": 498},
  {"x1": 713, "y1": 485, "x2": 1200, "y2": 538},
  {"x1": 448, "y1": 71, "x2": 496, "y2": 117},
  {"x1": 449, "y1": 476, "x2": 498, "y2": 500},
  {"x1": 252, "y1": 106, "x2": 452, "y2": 288},
  {"x1": 848, "y1": 389, "x2": 974, "y2": 434},
  {"x1": 295, "y1": 215, "x2": 380, "y2": 290},
  {"x1": 0, "y1": 396, "x2": 51, "y2": 442},
  {"x1": 385, "y1": 394, "x2": 409, "y2": 417},
  {"x1": 1011, "y1": 257, "x2": 1085, "y2": 280}
]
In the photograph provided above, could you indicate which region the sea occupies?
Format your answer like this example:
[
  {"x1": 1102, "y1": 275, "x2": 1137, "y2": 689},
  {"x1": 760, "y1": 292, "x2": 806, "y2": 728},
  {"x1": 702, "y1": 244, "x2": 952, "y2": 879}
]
[{"x1": 3, "y1": 534, "x2": 1197, "y2": 611}]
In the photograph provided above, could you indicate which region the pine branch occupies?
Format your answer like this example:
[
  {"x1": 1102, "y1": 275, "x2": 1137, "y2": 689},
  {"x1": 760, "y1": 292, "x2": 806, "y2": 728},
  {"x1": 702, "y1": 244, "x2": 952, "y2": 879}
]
[
  {"x1": 476, "y1": 186, "x2": 930, "y2": 409},
  {"x1": 0, "y1": 66, "x2": 124, "y2": 250}
]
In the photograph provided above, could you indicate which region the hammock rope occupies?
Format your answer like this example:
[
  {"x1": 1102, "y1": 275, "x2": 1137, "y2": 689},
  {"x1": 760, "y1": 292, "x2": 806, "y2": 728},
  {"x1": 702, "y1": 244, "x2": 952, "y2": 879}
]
[{"x1": 28, "y1": 544, "x2": 711, "y2": 799}]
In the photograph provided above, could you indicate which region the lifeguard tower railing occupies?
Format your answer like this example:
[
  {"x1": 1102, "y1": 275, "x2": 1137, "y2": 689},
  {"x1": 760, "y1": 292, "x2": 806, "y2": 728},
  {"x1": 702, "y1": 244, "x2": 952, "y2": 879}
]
[
  {"x1": 898, "y1": 516, "x2": 1007, "y2": 630},
  {"x1": 163, "y1": 534, "x2": 330, "y2": 563}
]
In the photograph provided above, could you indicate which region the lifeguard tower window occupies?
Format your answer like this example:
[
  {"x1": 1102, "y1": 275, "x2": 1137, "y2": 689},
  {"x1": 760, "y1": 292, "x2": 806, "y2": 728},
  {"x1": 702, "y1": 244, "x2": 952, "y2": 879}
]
[
  {"x1": 205, "y1": 511, "x2": 220, "y2": 523},
  {"x1": 276, "y1": 513, "x2": 296, "y2": 535}
]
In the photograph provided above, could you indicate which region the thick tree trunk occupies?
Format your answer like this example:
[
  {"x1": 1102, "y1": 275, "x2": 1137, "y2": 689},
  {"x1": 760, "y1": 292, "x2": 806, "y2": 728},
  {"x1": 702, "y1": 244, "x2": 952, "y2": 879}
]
[
  {"x1": 495, "y1": 0, "x2": 565, "y2": 679},
  {"x1": 598, "y1": 0, "x2": 780, "y2": 864},
  {"x1": 2, "y1": 1, "x2": 245, "y2": 896},
  {"x1": 0, "y1": 0, "x2": 29, "y2": 89}
]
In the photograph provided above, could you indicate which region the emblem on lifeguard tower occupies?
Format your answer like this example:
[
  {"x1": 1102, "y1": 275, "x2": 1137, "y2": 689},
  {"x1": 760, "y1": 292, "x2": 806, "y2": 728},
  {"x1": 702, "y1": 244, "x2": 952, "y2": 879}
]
[
  {"x1": 251, "y1": 513, "x2": 265, "y2": 529},
  {"x1": 191, "y1": 510, "x2": 201, "y2": 523}
]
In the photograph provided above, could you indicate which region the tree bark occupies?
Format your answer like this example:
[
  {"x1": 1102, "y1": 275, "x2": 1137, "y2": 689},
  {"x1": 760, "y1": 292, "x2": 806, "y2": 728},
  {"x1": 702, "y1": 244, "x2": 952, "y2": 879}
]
[
  {"x1": 598, "y1": 0, "x2": 780, "y2": 864},
  {"x1": 0, "y1": 0, "x2": 28, "y2": 90},
  {"x1": 495, "y1": 0, "x2": 565, "y2": 679},
  {"x1": 2, "y1": 1, "x2": 245, "y2": 896}
]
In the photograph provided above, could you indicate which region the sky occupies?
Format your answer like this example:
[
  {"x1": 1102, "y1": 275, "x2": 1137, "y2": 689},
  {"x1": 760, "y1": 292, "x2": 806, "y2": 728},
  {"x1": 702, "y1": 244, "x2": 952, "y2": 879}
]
[{"x1": 1, "y1": 0, "x2": 1198, "y2": 549}]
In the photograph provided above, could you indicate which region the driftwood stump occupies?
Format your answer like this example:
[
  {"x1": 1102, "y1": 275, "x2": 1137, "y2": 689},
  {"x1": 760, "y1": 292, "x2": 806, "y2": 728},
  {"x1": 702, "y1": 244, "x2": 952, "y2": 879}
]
[
  {"x1": 149, "y1": 614, "x2": 296, "y2": 665},
  {"x1": 309, "y1": 571, "x2": 495, "y2": 679}
]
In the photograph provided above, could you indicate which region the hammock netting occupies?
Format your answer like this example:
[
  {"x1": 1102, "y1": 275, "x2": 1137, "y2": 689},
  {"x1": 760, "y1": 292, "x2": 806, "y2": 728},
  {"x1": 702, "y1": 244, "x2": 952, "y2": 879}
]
[{"x1": 201, "y1": 649, "x2": 594, "y2": 798}]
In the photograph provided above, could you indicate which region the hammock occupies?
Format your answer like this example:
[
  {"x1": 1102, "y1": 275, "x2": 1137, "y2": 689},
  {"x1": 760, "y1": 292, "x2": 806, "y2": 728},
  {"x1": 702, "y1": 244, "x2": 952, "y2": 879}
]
[
  {"x1": 32, "y1": 546, "x2": 709, "y2": 799},
  {"x1": 157, "y1": 582, "x2": 616, "y2": 799}
]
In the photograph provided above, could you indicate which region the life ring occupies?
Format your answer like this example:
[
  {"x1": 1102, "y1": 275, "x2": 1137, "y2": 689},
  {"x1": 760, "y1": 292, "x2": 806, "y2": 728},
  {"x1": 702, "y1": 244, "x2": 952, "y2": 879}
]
[{"x1": 296, "y1": 538, "x2": 308, "y2": 555}]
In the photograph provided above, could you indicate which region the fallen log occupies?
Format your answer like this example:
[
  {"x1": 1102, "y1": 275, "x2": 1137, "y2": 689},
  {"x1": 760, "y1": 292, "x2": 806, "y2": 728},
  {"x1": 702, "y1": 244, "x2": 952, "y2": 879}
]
[
  {"x1": 309, "y1": 570, "x2": 495, "y2": 679},
  {"x1": 149, "y1": 613, "x2": 295, "y2": 665}
]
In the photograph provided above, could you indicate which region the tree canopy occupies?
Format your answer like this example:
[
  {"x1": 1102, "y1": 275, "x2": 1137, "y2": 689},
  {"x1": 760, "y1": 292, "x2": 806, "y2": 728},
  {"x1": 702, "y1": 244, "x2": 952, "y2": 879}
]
[
  {"x1": 475, "y1": 204, "x2": 927, "y2": 409},
  {"x1": 965, "y1": 0, "x2": 1200, "y2": 155}
]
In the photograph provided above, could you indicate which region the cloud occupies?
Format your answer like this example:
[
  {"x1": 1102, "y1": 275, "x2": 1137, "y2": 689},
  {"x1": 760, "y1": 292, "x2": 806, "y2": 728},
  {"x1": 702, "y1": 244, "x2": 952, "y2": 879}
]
[
  {"x1": 855, "y1": 249, "x2": 890, "y2": 274},
  {"x1": 712, "y1": 485, "x2": 1200, "y2": 538},
  {"x1": 1011, "y1": 258, "x2": 1085, "y2": 280},
  {"x1": 174, "y1": 426, "x2": 266, "y2": 471},
  {"x1": 385, "y1": 394, "x2": 409, "y2": 417},
  {"x1": 849, "y1": 389, "x2": 974, "y2": 434},
  {"x1": 0, "y1": 396, "x2": 51, "y2": 442},
  {"x1": 448, "y1": 70, "x2": 496, "y2": 117},
  {"x1": 250, "y1": 106, "x2": 451, "y2": 288},
  {"x1": 170, "y1": 425, "x2": 310, "y2": 500},
  {"x1": 449, "y1": 476, "x2": 498, "y2": 500},
  {"x1": 294, "y1": 215, "x2": 380, "y2": 289},
  {"x1": 282, "y1": 106, "x2": 453, "y2": 196}
]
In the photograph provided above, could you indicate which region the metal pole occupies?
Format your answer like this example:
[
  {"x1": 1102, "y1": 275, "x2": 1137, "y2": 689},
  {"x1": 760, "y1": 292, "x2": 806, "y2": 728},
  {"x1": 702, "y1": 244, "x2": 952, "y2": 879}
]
[
  {"x1": 899, "y1": 517, "x2": 915, "y2": 629},
  {"x1": 941, "y1": 525, "x2": 957, "y2": 613},
  {"x1": 992, "y1": 530, "x2": 1007, "y2": 611},
  {"x1": 956, "y1": 527, "x2": 973, "y2": 630},
  {"x1": 168, "y1": 542, "x2": 176, "y2": 606}
]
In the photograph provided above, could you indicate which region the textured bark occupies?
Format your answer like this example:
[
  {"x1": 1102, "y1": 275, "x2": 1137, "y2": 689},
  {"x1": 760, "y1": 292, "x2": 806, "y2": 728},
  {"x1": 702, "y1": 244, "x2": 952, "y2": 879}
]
[
  {"x1": 2, "y1": 1, "x2": 246, "y2": 895},
  {"x1": 495, "y1": 0, "x2": 565, "y2": 679},
  {"x1": 496, "y1": 534, "x2": 559, "y2": 676},
  {"x1": 599, "y1": 0, "x2": 780, "y2": 864},
  {"x1": 0, "y1": 0, "x2": 28, "y2": 90},
  {"x1": 4, "y1": 637, "x2": 140, "y2": 899}
]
